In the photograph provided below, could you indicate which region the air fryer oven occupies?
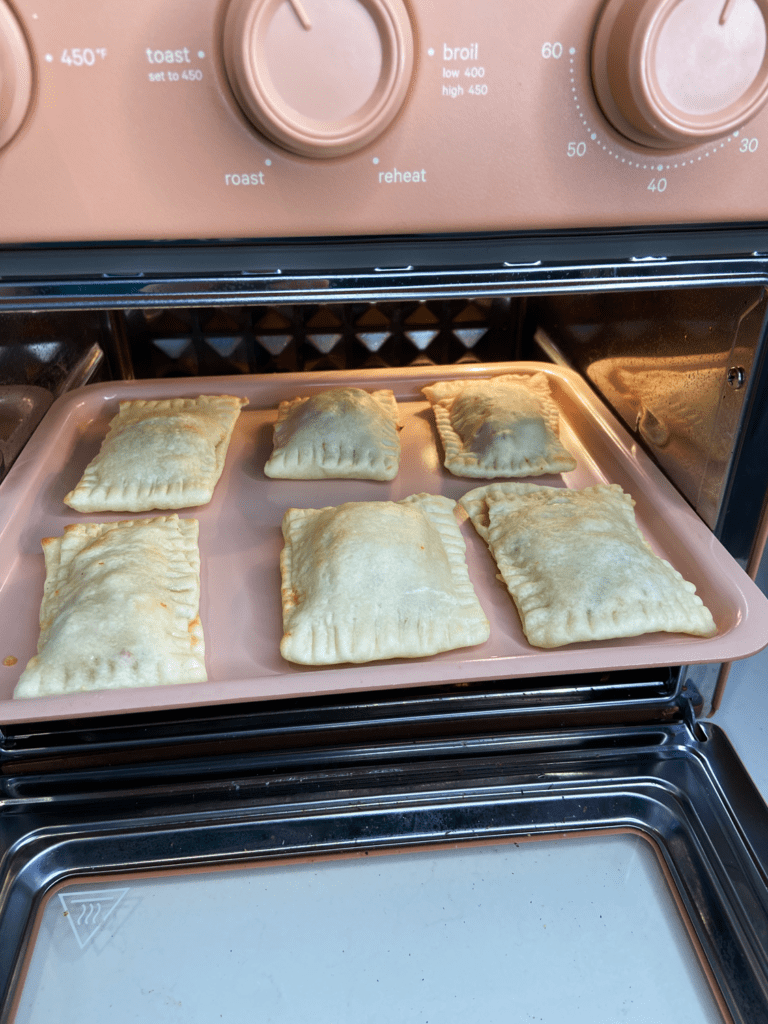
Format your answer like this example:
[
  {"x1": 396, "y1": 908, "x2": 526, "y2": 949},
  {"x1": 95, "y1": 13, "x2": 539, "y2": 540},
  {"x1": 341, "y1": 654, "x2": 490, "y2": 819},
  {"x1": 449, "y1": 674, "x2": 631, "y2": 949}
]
[{"x1": 5, "y1": 0, "x2": 768, "y2": 1020}]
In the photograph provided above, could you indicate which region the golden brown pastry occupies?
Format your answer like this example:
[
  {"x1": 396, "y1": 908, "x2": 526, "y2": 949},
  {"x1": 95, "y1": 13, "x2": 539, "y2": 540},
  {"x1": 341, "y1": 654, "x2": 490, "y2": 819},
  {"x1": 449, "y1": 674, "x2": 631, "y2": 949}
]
[
  {"x1": 279, "y1": 493, "x2": 490, "y2": 665},
  {"x1": 422, "y1": 373, "x2": 576, "y2": 478},
  {"x1": 13, "y1": 515, "x2": 206, "y2": 697},
  {"x1": 460, "y1": 481, "x2": 717, "y2": 648},
  {"x1": 264, "y1": 387, "x2": 401, "y2": 480},
  {"x1": 65, "y1": 395, "x2": 246, "y2": 512}
]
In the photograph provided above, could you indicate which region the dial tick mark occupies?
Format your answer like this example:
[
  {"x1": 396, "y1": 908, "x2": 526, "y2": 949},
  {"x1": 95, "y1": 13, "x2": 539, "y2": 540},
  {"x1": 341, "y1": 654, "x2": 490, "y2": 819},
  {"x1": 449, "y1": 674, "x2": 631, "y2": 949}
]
[{"x1": 288, "y1": 0, "x2": 312, "y2": 30}]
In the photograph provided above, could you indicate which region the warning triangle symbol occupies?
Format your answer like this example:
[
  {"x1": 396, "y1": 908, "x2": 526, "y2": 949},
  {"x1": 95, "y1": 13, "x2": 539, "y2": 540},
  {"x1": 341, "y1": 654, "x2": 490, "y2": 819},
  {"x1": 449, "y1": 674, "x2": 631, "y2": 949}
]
[{"x1": 58, "y1": 888, "x2": 129, "y2": 949}]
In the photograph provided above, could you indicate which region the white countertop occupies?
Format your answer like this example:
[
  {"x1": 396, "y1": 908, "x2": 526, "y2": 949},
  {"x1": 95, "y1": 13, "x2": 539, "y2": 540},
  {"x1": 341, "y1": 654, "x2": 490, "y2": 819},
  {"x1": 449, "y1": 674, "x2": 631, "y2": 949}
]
[
  {"x1": 712, "y1": 552, "x2": 768, "y2": 805},
  {"x1": 15, "y1": 834, "x2": 724, "y2": 1024}
]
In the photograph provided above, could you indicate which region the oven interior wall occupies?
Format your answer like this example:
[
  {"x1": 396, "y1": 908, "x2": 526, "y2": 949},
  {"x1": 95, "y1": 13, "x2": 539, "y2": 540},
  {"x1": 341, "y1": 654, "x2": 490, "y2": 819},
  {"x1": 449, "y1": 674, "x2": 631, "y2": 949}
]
[{"x1": 524, "y1": 286, "x2": 768, "y2": 562}]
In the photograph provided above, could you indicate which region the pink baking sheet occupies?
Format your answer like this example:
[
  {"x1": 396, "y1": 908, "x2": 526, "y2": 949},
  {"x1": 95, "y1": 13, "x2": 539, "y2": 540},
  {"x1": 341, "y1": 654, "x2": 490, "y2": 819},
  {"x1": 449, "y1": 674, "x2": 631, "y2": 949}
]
[{"x1": 2, "y1": 362, "x2": 768, "y2": 725}]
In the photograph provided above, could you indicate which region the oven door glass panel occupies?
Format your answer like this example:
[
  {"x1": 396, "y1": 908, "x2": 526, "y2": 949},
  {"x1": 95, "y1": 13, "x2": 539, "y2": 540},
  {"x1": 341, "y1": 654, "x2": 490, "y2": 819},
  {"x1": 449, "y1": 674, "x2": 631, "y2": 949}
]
[{"x1": 12, "y1": 834, "x2": 725, "y2": 1024}]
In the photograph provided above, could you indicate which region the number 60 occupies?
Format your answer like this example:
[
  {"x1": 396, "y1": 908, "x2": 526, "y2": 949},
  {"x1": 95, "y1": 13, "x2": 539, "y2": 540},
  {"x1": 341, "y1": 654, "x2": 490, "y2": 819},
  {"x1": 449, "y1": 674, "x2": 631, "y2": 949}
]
[{"x1": 541, "y1": 42, "x2": 563, "y2": 58}]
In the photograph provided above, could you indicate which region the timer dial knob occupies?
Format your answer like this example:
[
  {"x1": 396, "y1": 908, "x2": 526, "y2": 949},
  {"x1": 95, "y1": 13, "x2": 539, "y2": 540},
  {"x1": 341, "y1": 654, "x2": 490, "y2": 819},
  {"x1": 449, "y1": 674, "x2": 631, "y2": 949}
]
[
  {"x1": 0, "y1": 0, "x2": 33, "y2": 151},
  {"x1": 592, "y1": 0, "x2": 768, "y2": 148},
  {"x1": 222, "y1": 0, "x2": 414, "y2": 158}
]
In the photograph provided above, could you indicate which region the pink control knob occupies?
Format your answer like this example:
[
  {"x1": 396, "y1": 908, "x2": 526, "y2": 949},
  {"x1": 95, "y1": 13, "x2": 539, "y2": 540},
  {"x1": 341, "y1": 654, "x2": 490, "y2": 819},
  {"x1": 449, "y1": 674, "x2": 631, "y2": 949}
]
[
  {"x1": 0, "y1": 0, "x2": 33, "y2": 151},
  {"x1": 592, "y1": 0, "x2": 768, "y2": 148},
  {"x1": 222, "y1": 0, "x2": 414, "y2": 158}
]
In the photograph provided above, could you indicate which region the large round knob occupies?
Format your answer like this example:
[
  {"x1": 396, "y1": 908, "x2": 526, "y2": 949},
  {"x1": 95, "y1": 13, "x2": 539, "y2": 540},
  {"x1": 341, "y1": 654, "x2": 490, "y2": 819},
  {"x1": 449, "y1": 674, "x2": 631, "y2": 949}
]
[
  {"x1": 592, "y1": 0, "x2": 768, "y2": 148},
  {"x1": 222, "y1": 0, "x2": 414, "y2": 158},
  {"x1": 0, "y1": 0, "x2": 33, "y2": 151}
]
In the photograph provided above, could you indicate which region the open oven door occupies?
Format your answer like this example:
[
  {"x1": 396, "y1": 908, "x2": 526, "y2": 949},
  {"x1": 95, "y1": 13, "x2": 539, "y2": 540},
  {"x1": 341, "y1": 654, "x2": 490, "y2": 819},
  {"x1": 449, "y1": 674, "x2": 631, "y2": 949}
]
[{"x1": 2, "y1": 694, "x2": 768, "y2": 1024}]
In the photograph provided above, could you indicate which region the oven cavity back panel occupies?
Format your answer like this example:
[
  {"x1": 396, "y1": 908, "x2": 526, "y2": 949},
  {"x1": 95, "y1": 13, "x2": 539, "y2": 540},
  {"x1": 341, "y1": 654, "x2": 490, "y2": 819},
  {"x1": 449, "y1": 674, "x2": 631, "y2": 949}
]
[{"x1": 0, "y1": 363, "x2": 766, "y2": 725}]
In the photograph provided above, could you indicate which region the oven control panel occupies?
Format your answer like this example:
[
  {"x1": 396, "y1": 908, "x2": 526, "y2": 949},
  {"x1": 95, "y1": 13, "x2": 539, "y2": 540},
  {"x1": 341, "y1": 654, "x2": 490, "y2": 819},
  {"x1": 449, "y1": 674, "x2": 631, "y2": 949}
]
[{"x1": 1, "y1": 0, "x2": 768, "y2": 242}]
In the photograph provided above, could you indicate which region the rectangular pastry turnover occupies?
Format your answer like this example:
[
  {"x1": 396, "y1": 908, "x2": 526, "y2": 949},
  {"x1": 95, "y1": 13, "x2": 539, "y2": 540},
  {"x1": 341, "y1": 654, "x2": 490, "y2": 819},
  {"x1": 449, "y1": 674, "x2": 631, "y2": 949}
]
[
  {"x1": 422, "y1": 373, "x2": 576, "y2": 478},
  {"x1": 460, "y1": 482, "x2": 717, "y2": 649},
  {"x1": 65, "y1": 394, "x2": 246, "y2": 512},
  {"x1": 279, "y1": 493, "x2": 490, "y2": 665},
  {"x1": 264, "y1": 387, "x2": 401, "y2": 480},
  {"x1": 13, "y1": 515, "x2": 206, "y2": 698}
]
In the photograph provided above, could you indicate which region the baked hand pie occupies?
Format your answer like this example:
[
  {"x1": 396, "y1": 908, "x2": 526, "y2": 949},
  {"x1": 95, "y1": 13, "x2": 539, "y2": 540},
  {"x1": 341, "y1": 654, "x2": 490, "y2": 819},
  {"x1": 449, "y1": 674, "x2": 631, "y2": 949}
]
[
  {"x1": 14, "y1": 515, "x2": 206, "y2": 698},
  {"x1": 422, "y1": 373, "x2": 576, "y2": 478},
  {"x1": 264, "y1": 387, "x2": 401, "y2": 480},
  {"x1": 279, "y1": 493, "x2": 490, "y2": 665},
  {"x1": 64, "y1": 394, "x2": 246, "y2": 512},
  {"x1": 460, "y1": 482, "x2": 717, "y2": 649}
]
